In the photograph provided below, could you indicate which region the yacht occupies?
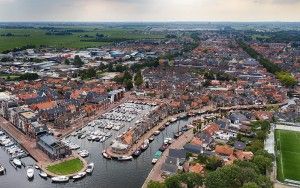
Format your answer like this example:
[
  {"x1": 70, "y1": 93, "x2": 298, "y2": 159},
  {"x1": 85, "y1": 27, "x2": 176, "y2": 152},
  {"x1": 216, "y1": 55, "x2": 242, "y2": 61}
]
[
  {"x1": 26, "y1": 166, "x2": 34, "y2": 179},
  {"x1": 78, "y1": 150, "x2": 89, "y2": 158},
  {"x1": 153, "y1": 130, "x2": 160, "y2": 136},
  {"x1": 72, "y1": 172, "x2": 86, "y2": 180},
  {"x1": 51, "y1": 176, "x2": 69, "y2": 183},
  {"x1": 86, "y1": 163, "x2": 94, "y2": 174},
  {"x1": 117, "y1": 156, "x2": 133, "y2": 161},
  {"x1": 39, "y1": 171, "x2": 48, "y2": 178},
  {"x1": 102, "y1": 150, "x2": 112, "y2": 159},
  {"x1": 13, "y1": 158, "x2": 22, "y2": 167}
]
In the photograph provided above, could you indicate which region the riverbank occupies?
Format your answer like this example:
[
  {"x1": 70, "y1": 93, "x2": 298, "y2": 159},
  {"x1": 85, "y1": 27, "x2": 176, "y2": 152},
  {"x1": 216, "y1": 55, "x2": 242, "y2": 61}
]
[
  {"x1": 107, "y1": 102, "x2": 287, "y2": 159},
  {"x1": 142, "y1": 129, "x2": 194, "y2": 188},
  {"x1": 141, "y1": 102, "x2": 288, "y2": 188}
]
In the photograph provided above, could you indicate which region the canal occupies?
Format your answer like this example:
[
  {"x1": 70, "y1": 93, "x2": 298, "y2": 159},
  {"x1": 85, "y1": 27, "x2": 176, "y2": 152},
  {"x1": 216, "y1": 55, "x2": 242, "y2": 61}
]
[{"x1": 0, "y1": 116, "x2": 197, "y2": 188}]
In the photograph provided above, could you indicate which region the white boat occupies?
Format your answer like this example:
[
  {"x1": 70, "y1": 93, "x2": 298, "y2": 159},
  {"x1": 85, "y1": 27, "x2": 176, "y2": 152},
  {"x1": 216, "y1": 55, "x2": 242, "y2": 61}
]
[
  {"x1": 80, "y1": 134, "x2": 86, "y2": 139},
  {"x1": 26, "y1": 167, "x2": 34, "y2": 179},
  {"x1": 141, "y1": 139, "x2": 149, "y2": 151},
  {"x1": 0, "y1": 164, "x2": 5, "y2": 175},
  {"x1": 153, "y1": 130, "x2": 160, "y2": 136},
  {"x1": 118, "y1": 156, "x2": 133, "y2": 161},
  {"x1": 13, "y1": 158, "x2": 22, "y2": 167},
  {"x1": 51, "y1": 176, "x2": 69, "y2": 183},
  {"x1": 100, "y1": 137, "x2": 106, "y2": 143},
  {"x1": 170, "y1": 117, "x2": 177, "y2": 123},
  {"x1": 34, "y1": 165, "x2": 40, "y2": 169},
  {"x1": 72, "y1": 172, "x2": 86, "y2": 180},
  {"x1": 78, "y1": 150, "x2": 89, "y2": 158},
  {"x1": 39, "y1": 171, "x2": 47, "y2": 178},
  {"x1": 102, "y1": 151, "x2": 111, "y2": 159},
  {"x1": 86, "y1": 163, "x2": 94, "y2": 174}
]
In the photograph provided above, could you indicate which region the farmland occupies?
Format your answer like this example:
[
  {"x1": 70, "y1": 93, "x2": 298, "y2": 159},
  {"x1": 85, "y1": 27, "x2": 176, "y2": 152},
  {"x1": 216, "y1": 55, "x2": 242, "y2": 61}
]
[{"x1": 0, "y1": 27, "x2": 164, "y2": 52}]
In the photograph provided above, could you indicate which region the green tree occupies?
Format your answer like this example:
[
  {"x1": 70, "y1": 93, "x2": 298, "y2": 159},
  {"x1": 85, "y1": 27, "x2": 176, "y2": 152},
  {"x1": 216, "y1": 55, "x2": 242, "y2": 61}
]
[
  {"x1": 74, "y1": 55, "x2": 84, "y2": 67},
  {"x1": 64, "y1": 59, "x2": 70, "y2": 65},
  {"x1": 164, "y1": 175, "x2": 181, "y2": 188},
  {"x1": 242, "y1": 182, "x2": 259, "y2": 188},
  {"x1": 124, "y1": 79, "x2": 133, "y2": 91},
  {"x1": 134, "y1": 70, "x2": 143, "y2": 87},
  {"x1": 252, "y1": 155, "x2": 273, "y2": 175},
  {"x1": 205, "y1": 156, "x2": 223, "y2": 171},
  {"x1": 147, "y1": 181, "x2": 166, "y2": 188},
  {"x1": 18, "y1": 73, "x2": 39, "y2": 81},
  {"x1": 180, "y1": 172, "x2": 204, "y2": 188}
]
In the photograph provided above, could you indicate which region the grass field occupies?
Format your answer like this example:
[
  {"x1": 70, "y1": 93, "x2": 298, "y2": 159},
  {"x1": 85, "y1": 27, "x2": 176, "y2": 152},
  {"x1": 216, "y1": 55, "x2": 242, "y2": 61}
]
[
  {"x1": 276, "y1": 130, "x2": 300, "y2": 182},
  {"x1": 46, "y1": 158, "x2": 84, "y2": 175},
  {"x1": 0, "y1": 27, "x2": 164, "y2": 52}
]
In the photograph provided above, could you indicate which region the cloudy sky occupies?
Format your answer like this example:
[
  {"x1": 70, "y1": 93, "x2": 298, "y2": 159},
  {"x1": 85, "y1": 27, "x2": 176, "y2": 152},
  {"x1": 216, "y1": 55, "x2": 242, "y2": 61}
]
[{"x1": 0, "y1": 0, "x2": 299, "y2": 22}]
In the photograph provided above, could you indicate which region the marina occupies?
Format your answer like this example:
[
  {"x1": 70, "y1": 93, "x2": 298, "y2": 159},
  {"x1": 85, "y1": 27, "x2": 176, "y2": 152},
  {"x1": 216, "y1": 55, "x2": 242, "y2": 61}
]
[{"x1": 0, "y1": 114, "x2": 195, "y2": 188}]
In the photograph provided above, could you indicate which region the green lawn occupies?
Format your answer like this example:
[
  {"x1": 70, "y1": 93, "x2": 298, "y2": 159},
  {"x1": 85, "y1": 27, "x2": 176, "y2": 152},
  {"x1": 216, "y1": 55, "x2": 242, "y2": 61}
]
[
  {"x1": 276, "y1": 130, "x2": 300, "y2": 182},
  {"x1": 46, "y1": 158, "x2": 84, "y2": 175},
  {"x1": 0, "y1": 27, "x2": 164, "y2": 52}
]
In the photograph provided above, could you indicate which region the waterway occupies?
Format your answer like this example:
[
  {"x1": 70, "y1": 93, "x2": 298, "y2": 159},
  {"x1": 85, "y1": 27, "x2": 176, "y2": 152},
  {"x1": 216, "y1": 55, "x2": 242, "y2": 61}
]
[{"x1": 0, "y1": 116, "x2": 196, "y2": 188}]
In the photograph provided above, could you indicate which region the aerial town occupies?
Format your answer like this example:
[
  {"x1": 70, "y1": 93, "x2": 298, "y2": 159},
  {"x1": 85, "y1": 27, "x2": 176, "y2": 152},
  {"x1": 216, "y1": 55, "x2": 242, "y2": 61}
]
[{"x1": 0, "y1": 21, "x2": 300, "y2": 188}]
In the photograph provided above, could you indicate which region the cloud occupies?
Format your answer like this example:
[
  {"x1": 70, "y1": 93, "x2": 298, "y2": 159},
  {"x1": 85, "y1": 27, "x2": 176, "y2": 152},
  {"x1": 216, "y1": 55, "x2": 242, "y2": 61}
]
[{"x1": 0, "y1": 0, "x2": 299, "y2": 21}]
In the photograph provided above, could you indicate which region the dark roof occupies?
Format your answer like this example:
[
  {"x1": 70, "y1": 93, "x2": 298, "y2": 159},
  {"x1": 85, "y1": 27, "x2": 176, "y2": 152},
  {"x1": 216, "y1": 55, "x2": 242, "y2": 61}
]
[
  {"x1": 169, "y1": 149, "x2": 187, "y2": 159},
  {"x1": 184, "y1": 144, "x2": 203, "y2": 154},
  {"x1": 165, "y1": 156, "x2": 177, "y2": 165},
  {"x1": 86, "y1": 92, "x2": 108, "y2": 104},
  {"x1": 42, "y1": 106, "x2": 66, "y2": 116},
  {"x1": 229, "y1": 113, "x2": 248, "y2": 122},
  {"x1": 39, "y1": 134, "x2": 57, "y2": 146},
  {"x1": 25, "y1": 96, "x2": 47, "y2": 105},
  {"x1": 161, "y1": 163, "x2": 178, "y2": 174}
]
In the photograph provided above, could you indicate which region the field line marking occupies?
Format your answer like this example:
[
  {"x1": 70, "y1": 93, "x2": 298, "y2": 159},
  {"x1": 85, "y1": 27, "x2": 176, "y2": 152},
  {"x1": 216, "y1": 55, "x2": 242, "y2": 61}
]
[{"x1": 279, "y1": 131, "x2": 284, "y2": 179}]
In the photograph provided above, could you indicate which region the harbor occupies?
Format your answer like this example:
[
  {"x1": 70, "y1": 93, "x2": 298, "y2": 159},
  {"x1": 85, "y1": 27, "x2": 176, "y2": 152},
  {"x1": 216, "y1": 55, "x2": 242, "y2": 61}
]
[
  {"x1": 0, "y1": 113, "x2": 196, "y2": 188},
  {"x1": 0, "y1": 102, "x2": 288, "y2": 187}
]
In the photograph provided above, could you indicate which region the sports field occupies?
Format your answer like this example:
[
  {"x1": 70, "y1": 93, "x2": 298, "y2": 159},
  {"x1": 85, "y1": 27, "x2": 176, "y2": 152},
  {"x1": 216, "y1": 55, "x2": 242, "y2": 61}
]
[{"x1": 276, "y1": 129, "x2": 300, "y2": 183}]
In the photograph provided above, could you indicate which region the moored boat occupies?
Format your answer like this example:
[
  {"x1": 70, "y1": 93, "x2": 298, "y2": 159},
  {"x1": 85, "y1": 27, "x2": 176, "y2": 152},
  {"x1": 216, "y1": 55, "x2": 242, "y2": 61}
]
[
  {"x1": 51, "y1": 176, "x2": 69, "y2": 183},
  {"x1": 102, "y1": 150, "x2": 112, "y2": 159},
  {"x1": 72, "y1": 172, "x2": 86, "y2": 180},
  {"x1": 158, "y1": 126, "x2": 165, "y2": 131},
  {"x1": 153, "y1": 130, "x2": 160, "y2": 136},
  {"x1": 13, "y1": 158, "x2": 22, "y2": 167},
  {"x1": 141, "y1": 139, "x2": 149, "y2": 151},
  {"x1": 86, "y1": 163, "x2": 94, "y2": 174},
  {"x1": 159, "y1": 144, "x2": 168, "y2": 152},
  {"x1": 152, "y1": 151, "x2": 162, "y2": 164},
  {"x1": 149, "y1": 136, "x2": 155, "y2": 142},
  {"x1": 78, "y1": 150, "x2": 89, "y2": 158},
  {"x1": 132, "y1": 149, "x2": 141, "y2": 158},
  {"x1": 170, "y1": 117, "x2": 177, "y2": 123},
  {"x1": 26, "y1": 166, "x2": 34, "y2": 179},
  {"x1": 118, "y1": 156, "x2": 133, "y2": 161},
  {"x1": 39, "y1": 171, "x2": 47, "y2": 178},
  {"x1": 174, "y1": 131, "x2": 183, "y2": 139},
  {"x1": 0, "y1": 164, "x2": 5, "y2": 175}
]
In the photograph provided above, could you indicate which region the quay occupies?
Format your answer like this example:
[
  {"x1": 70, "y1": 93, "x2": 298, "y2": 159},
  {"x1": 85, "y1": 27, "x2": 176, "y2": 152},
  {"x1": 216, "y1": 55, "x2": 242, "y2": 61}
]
[
  {"x1": 140, "y1": 102, "x2": 288, "y2": 187},
  {"x1": 0, "y1": 116, "x2": 51, "y2": 163},
  {"x1": 107, "y1": 102, "x2": 287, "y2": 159}
]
